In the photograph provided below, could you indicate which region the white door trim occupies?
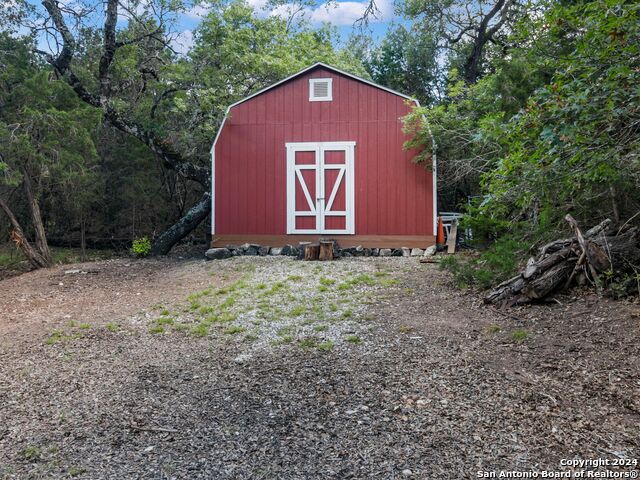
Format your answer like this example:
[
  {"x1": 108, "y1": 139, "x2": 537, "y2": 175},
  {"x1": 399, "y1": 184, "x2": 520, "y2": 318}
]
[{"x1": 286, "y1": 141, "x2": 355, "y2": 235}]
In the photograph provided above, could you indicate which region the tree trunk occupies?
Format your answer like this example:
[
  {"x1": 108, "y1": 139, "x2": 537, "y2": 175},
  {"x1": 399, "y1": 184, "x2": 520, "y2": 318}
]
[
  {"x1": 150, "y1": 192, "x2": 211, "y2": 256},
  {"x1": 22, "y1": 171, "x2": 52, "y2": 265},
  {"x1": 0, "y1": 196, "x2": 50, "y2": 269}
]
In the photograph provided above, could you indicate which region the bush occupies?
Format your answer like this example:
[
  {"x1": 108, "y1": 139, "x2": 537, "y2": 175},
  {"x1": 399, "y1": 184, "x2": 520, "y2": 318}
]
[
  {"x1": 440, "y1": 236, "x2": 527, "y2": 290},
  {"x1": 130, "y1": 236, "x2": 151, "y2": 257}
]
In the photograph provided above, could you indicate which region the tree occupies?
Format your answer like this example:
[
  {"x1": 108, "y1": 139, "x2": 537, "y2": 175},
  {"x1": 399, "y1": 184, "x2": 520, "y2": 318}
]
[
  {"x1": 364, "y1": 23, "x2": 441, "y2": 104},
  {"x1": 403, "y1": 0, "x2": 522, "y2": 84},
  {"x1": 482, "y1": 0, "x2": 640, "y2": 231},
  {"x1": 0, "y1": 34, "x2": 100, "y2": 267},
  {"x1": 12, "y1": 0, "x2": 364, "y2": 255}
]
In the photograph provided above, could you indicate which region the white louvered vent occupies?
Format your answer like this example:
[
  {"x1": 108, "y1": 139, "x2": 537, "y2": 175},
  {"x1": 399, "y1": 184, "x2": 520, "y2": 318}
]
[{"x1": 309, "y1": 78, "x2": 333, "y2": 102}]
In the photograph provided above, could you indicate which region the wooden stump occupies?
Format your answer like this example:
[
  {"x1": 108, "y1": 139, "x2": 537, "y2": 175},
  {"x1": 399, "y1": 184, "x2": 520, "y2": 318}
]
[
  {"x1": 297, "y1": 242, "x2": 311, "y2": 260},
  {"x1": 319, "y1": 240, "x2": 335, "y2": 261},
  {"x1": 304, "y1": 243, "x2": 320, "y2": 261}
]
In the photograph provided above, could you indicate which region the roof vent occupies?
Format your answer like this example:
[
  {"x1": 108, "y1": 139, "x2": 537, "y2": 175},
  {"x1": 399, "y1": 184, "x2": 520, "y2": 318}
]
[{"x1": 309, "y1": 78, "x2": 332, "y2": 102}]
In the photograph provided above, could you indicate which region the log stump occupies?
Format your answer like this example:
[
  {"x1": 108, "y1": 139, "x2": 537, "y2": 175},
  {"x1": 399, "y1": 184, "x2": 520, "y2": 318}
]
[
  {"x1": 304, "y1": 243, "x2": 320, "y2": 261},
  {"x1": 297, "y1": 242, "x2": 311, "y2": 260},
  {"x1": 319, "y1": 240, "x2": 335, "y2": 261}
]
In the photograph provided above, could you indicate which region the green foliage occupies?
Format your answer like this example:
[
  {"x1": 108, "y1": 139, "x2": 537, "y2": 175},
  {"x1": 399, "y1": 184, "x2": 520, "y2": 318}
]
[
  {"x1": 482, "y1": 0, "x2": 640, "y2": 229},
  {"x1": 511, "y1": 329, "x2": 529, "y2": 343},
  {"x1": 130, "y1": 237, "x2": 152, "y2": 257},
  {"x1": 440, "y1": 236, "x2": 527, "y2": 290},
  {"x1": 364, "y1": 23, "x2": 441, "y2": 104}
]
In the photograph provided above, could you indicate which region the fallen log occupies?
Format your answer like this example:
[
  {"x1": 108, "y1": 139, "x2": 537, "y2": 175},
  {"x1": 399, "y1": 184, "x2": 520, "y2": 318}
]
[{"x1": 484, "y1": 217, "x2": 640, "y2": 306}]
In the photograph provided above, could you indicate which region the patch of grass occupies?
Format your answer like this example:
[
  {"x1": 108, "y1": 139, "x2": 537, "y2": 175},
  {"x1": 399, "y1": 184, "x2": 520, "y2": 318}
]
[
  {"x1": 45, "y1": 330, "x2": 81, "y2": 345},
  {"x1": 78, "y1": 323, "x2": 91, "y2": 330},
  {"x1": 256, "y1": 283, "x2": 267, "y2": 290},
  {"x1": 313, "y1": 324, "x2": 328, "y2": 332},
  {"x1": 317, "y1": 340, "x2": 335, "y2": 351},
  {"x1": 224, "y1": 325, "x2": 246, "y2": 335},
  {"x1": 219, "y1": 296, "x2": 236, "y2": 309},
  {"x1": 379, "y1": 278, "x2": 399, "y2": 287},
  {"x1": 328, "y1": 303, "x2": 338, "y2": 312},
  {"x1": 341, "y1": 309, "x2": 353, "y2": 319},
  {"x1": 277, "y1": 325, "x2": 296, "y2": 336},
  {"x1": 297, "y1": 338, "x2": 318, "y2": 348},
  {"x1": 217, "y1": 312, "x2": 237, "y2": 323},
  {"x1": 190, "y1": 323, "x2": 209, "y2": 337},
  {"x1": 261, "y1": 281, "x2": 287, "y2": 297},
  {"x1": 511, "y1": 329, "x2": 529, "y2": 343},
  {"x1": 173, "y1": 323, "x2": 189, "y2": 332},
  {"x1": 288, "y1": 305, "x2": 306, "y2": 317},
  {"x1": 198, "y1": 306, "x2": 216, "y2": 315},
  {"x1": 160, "y1": 309, "x2": 171, "y2": 316},
  {"x1": 155, "y1": 316, "x2": 175, "y2": 325},
  {"x1": 22, "y1": 446, "x2": 41, "y2": 461},
  {"x1": 187, "y1": 289, "x2": 211, "y2": 302},
  {"x1": 243, "y1": 333, "x2": 258, "y2": 343},
  {"x1": 398, "y1": 325, "x2": 414, "y2": 333},
  {"x1": 318, "y1": 285, "x2": 329, "y2": 292},
  {"x1": 287, "y1": 274, "x2": 303, "y2": 282},
  {"x1": 272, "y1": 335, "x2": 293, "y2": 345},
  {"x1": 67, "y1": 466, "x2": 86, "y2": 477},
  {"x1": 486, "y1": 324, "x2": 501, "y2": 334},
  {"x1": 374, "y1": 271, "x2": 389, "y2": 277},
  {"x1": 149, "y1": 325, "x2": 165, "y2": 334},
  {"x1": 319, "y1": 277, "x2": 336, "y2": 286},
  {"x1": 105, "y1": 322, "x2": 119, "y2": 332},
  {"x1": 345, "y1": 335, "x2": 362, "y2": 344}
]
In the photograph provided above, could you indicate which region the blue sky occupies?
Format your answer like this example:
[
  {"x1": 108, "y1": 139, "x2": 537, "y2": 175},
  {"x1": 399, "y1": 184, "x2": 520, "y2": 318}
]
[{"x1": 171, "y1": 0, "x2": 396, "y2": 53}]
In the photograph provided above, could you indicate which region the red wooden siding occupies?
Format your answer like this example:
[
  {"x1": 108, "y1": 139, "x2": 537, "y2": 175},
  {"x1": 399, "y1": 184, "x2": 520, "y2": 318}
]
[{"x1": 214, "y1": 66, "x2": 433, "y2": 238}]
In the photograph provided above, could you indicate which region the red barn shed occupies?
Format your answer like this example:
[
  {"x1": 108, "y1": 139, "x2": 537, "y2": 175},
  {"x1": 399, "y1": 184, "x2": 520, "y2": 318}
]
[{"x1": 211, "y1": 63, "x2": 437, "y2": 248}]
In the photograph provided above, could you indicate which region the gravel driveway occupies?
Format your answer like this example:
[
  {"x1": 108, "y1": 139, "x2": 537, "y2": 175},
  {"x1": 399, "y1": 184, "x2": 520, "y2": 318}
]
[{"x1": 0, "y1": 256, "x2": 638, "y2": 479}]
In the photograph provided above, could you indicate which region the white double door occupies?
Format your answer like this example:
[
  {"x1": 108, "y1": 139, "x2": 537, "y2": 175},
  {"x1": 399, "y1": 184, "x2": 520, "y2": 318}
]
[{"x1": 286, "y1": 141, "x2": 355, "y2": 235}]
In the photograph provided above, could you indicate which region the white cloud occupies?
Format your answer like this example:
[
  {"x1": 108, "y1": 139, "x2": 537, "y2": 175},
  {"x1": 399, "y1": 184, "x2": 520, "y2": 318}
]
[
  {"x1": 171, "y1": 29, "x2": 194, "y2": 55},
  {"x1": 269, "y1": 0, "x2": 393, "y2": 26},
  {"x1": 246, "y1": 0, "x2": 269, "y2": 11},
  {"x1": 185, "y1": 4, "x2": 211, "y2": 19}
]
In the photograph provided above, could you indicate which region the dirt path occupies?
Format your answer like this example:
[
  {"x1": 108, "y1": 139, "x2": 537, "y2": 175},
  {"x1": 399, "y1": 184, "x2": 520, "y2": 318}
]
[{"x1": 0, "y1": 256, "x2": 638, "y2": 479}]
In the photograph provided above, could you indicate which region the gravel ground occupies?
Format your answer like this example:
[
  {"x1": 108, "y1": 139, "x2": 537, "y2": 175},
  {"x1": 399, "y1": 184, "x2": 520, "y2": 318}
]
[{"x1": 0, "y1": 255, "x2": 638, "y2": 479}]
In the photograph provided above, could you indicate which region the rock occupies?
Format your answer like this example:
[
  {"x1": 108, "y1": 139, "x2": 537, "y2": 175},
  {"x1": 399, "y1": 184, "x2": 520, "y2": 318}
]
[
  {"x1": 288, "y1": 246, "x2": 299, "y2": 257},
  {"x1": 239, "y1": 243, "x2": 251, "y2": 251},
  {"x1": 245, "y1": 246, "x2": 259, "y2": 256},
  {"x1": 391, "y1": 248, "x2": 403, "y2": 257},
  {"x1": 423, "y1": 245, "x2": 437, "y2": 256},
  {"x1": 64, "y1": 269, "x2": 81, "y2": 275},
  {"x1": 370, "y1": 248, "x2": 379, "y2": 256},
  {"x1": 205, "y1": 248, "x2": 232, "y2": 260},
  {"x1": 379, "y1": 248, "x2": 392, "y2": 257},
  {"x1": 401, "y1": 247, "x2": 411, "y2": 257},
  {"x1": 402, "y1": 469, "x2": 413, "y2": 476},
  {"x1": 269, "y1": 247, "x2": 282, "y2": 256},
  {"x1": 410, "y1": 248, "x2": 424, "y2": 257},
  {"x1": 342, "y1": 251, "x2": 353, "y2": 257},
  {"x1": 258, "y1": 246, "x2": 270, "y2": 256},
  {"x1": 280, "y1": 245, "x2": 293, "y2": 256}
]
